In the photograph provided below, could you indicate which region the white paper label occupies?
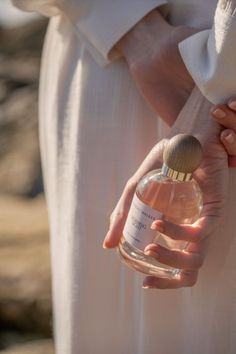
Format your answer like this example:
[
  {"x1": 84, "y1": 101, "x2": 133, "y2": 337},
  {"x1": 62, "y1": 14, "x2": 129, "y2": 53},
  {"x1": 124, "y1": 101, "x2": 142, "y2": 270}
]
[{"x1": 123, "y1": 194, "x2": 162, "y2": 251}]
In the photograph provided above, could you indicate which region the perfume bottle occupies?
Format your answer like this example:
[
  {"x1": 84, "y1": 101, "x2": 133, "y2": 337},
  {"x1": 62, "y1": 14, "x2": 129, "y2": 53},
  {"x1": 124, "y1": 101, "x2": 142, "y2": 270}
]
[{"x1": 118, "y1": 134, "x2": 203, "y2": 279}]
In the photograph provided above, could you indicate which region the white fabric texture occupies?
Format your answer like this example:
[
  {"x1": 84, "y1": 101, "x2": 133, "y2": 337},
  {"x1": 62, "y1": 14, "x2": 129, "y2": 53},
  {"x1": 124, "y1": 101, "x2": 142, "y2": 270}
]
[
  {"x1": 64, "y1": 0, "x2": 169, "y2": 65},
  {"x1": 13, "y1": 0, "x2": 168, "y2": 65},
  {"x1": 12, "y1": 0, "x2": 60, "y2": 16},
  {"x1": 14, "y1": 0, "x2": 236, "y2": 101},
  {"x1": 179, "y1": 3, "x2": 236, "y2": 103},
  {"x1": 12, "y1": 1, "x2": 236, "y2": 354}
]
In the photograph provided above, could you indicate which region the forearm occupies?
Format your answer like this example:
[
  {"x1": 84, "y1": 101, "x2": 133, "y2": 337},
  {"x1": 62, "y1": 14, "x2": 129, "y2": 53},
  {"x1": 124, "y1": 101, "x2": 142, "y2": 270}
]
[
  {"x1": 116, "y1": 9, "x2": 170, "y2": 60},
  {"x1": 115, "y1": 10, "x2": 198, "y2": 126},
  {"x1": 170, "y1": 87, "x2": 221, "y2": 147},
  {"x1": 13, "y1": 1, "x2": 168, "y2": 66},
  {"x1": 119, "y1": 0, "x2": 236, "y2": 124}
]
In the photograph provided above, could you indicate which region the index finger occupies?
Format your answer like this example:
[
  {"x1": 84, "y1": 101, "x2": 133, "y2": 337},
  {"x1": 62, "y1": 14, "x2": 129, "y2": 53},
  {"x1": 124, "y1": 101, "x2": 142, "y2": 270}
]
[
  {"x1": 143, "y1": 270, "x2": 199, "y2": 289},
  {"x1": 151, "y1": 214, "x2": 220, "y2": 242}
]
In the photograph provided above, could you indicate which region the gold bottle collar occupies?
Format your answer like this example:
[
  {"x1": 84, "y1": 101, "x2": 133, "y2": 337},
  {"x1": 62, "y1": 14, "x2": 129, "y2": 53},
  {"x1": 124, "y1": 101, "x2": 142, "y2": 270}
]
[{"x1": 161, "y1": 164, "x2": 192, "y2": 182}]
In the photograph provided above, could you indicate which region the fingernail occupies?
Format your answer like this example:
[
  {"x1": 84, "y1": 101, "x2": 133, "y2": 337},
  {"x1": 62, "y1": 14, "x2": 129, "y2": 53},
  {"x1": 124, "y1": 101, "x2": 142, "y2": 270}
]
[
  {"x1": 213, "y1": 108, "x2": 226, "y2": 119},
  {"x1": 151, "y1": 220, "x2": 164, "y2": 233},
  {"x1": 142, "y1": 281, "x2": 151, "y2": 289},
  {"x1": 102, "y1": 233, "x2": 110, "y2": 249},
  {"x1": 150, "y1": 223, "x2": 156, "y2": 230},
  {"x1": 229, "y1": 101, "x2": 236, "y2": 111},
  {"x1": 142, "y1": 280, "x2": 155, "y2": 289},
  {"x1": 144, "y1": 250, "x2": 158, "y2": 258},
  {"x1": 102, "y1": 241, "x2": 108, "y2": 249},
  {"x1": 142, "y1": 285, "x2": 152, "y2": 289},
  {"x1": 223, "y1": 132, "x2": 234, "y2": 144}
]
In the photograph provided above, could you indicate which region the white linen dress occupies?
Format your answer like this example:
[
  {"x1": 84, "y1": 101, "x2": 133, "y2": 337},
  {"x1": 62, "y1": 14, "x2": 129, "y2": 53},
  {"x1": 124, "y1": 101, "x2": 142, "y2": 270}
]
[{"x1": 12, "y1": 1, "x2": 236, "y2": 353}]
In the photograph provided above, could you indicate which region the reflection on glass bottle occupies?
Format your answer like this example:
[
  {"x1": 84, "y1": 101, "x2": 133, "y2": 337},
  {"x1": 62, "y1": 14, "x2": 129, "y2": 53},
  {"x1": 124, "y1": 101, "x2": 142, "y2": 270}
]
[{"x1": 118, "y1": 134, "x2": 203, "y2": 279}]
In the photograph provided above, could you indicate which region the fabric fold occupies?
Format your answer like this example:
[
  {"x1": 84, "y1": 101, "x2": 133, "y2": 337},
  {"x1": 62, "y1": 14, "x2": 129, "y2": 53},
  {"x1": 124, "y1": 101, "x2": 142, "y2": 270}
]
[
  {"x1": 179, "y1": 5, "x2": 236, "y2": 103},
  {"x1": 69, "y1": 0, "x2": 168, "y2": 66},
  {"x1": 12, "y1": 0, "x2": 168, "y2": 66},
  {"x1": 12, "y1": 0, "x2": 60, "y2": 16}
]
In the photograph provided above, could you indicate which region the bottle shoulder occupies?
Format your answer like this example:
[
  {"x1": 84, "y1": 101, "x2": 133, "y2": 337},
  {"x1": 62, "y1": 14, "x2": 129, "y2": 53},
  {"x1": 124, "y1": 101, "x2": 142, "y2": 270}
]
[
  {"x1": 137, "y1": 169, "x2": 199, "y2": 186},
  {"x1": 136, "y1": 169, "x2": 202, "y2": 223}
]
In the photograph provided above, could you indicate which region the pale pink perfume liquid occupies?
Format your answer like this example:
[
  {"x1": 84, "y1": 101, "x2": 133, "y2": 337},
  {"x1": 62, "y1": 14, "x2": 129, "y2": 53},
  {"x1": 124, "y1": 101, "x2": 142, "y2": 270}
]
[{"x1": 118, "y1": 169, "x2": 203, "y2": 279}]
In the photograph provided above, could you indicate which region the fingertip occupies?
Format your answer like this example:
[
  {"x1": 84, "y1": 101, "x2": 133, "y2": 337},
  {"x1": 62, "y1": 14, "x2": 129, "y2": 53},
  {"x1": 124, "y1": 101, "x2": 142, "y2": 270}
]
[
  {"x1": 143, "y1": 276, "x2": 156, "y2": 289},
  {"x1": 102, "y1": 231, "x2": 117, "y2": 249},
  {"x1": 103, "y1": 241, "x2": 118, "y2": 249},
  {"x1": 142, "y1": 282, "x2": 152, "y2": 289},
  {"x1": 221, "y1": 129, "x2": 235, "y2": 144},
  {"x1": 144, "y1": 243, "x2": 159, "y2": 251},
  {"x1": 144, "y1": 244, "x2": 160, "y2": 259},
  {"x1": 102, "y1": 241, "x2": 109, "y2": 249},
  {"x1": 210, "y1": 104, "x2": 220, "y2": 114},
  {"x1": 211, "y1": 107, "x2": 226, "y2": 119},
  {"x1": 102, "y1": 238, "x2": 111, "y2": 249},
  {"x1": 103, "y1": 236, "x2": 119, "y2": 249},
  {"x1": 228, "y1": 99, "x2": 236, "y2": 111},
  {"x1": 151, "y1": 220, "x2": 164, "y2": 232}
]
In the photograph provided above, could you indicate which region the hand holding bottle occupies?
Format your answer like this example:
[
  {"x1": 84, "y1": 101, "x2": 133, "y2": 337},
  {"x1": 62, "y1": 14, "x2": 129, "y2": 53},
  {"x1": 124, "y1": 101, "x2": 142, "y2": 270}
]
[
  {"x1": 118, "y1": 134, "x2": 203, "y2": 279},
  {"x1": 104, "y1": 87, "x2": 230, "y2": 289}
]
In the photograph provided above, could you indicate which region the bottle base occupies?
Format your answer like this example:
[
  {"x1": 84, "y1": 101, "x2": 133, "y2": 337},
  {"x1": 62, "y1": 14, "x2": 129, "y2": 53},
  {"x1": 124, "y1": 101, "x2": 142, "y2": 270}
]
[{"x1": 118, "y1": 237, "x2": 181, "y2": 280}]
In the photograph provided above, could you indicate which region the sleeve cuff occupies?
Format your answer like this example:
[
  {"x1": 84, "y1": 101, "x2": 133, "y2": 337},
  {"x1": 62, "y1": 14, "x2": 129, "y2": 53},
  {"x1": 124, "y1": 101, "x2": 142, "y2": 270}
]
[
  {"x1": 179, "y1": 5, "x2": 236, "y2": 104},
  {"x1": 12, "y1": 0, "x2": 60, "y2": 16},
  {"x1": 70, "y1": 0, "x2": 168, "y2": 66}
]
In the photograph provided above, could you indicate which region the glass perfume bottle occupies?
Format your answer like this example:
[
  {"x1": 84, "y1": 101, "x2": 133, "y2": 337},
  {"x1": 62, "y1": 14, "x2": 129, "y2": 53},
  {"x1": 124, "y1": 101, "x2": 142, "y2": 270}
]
[{"x1": 118, "y1": 134, "x2": 203, "y2": 279}]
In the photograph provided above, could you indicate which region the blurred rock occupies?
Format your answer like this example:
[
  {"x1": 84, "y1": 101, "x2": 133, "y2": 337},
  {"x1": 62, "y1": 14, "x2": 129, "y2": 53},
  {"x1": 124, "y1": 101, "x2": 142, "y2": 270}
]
[
  {"x1": 0, "y1": 17, "x2": 53, "y2": 352},
  {"x1": 0, "y1": 19, "x2": 48, "y2": 57},
  {"x1": 0, "y1": 18, "x2": 48, "y2": 197},
  {"x1": 0, "y1": 86, "x2": 43, "y2": 197},
  {"x1": 0, "y1": 58, "x2": 40, "y2": 85},
  {"x1": 0, "y1": 194, "x2": 52, "y2": 337},
  {"x1": 0, "y1": 339, "x2": 54, "y2": 354}
]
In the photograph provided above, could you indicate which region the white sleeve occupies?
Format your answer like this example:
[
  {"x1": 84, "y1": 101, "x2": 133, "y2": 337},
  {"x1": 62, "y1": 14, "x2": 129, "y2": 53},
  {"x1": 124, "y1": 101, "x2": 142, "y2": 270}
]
[
  {"x1": 12, "y1": 0, "x2": 60, "y2": 16},
  {"x1": 13, "y1": 0, "x2": 168, "y2": 66},
  {"x1": 60, "y1": 0, "x2": 169, "y2": 66},
  {"x1": 178, "y1": 2, "x2": 236, "y2": 104}
]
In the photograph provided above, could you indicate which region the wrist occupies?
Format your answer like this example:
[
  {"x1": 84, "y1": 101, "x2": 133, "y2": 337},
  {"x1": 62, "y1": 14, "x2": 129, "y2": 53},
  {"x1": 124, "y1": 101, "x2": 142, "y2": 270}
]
[
  {"x1": 116, "y1": 10, "x2": 172, "y2": 61},
  {"x1": 170, "y1": 87, "x2": 223, "y2": 148}
]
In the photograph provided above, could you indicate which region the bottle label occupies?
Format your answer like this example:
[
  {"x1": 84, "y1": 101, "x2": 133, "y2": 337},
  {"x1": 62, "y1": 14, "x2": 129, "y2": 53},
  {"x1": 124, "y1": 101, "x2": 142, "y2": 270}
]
[{"x1": 123, "y1": 194, "x2": 162, "y2": 251}]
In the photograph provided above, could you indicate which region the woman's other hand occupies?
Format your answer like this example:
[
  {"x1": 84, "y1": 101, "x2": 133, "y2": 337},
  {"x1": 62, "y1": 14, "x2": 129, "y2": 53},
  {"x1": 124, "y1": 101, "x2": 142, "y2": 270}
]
[
  {"x1": 116, "y1": 10, "x2": 199, "y2": 126},
  {"x1": 211, "y1": 98, "x2": 236, "y2": 167}
]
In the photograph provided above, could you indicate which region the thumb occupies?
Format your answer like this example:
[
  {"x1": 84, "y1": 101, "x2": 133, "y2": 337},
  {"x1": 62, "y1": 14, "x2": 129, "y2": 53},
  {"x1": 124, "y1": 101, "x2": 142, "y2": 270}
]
[
  {"x1": 103, "y1": 139, "x2": 167, "y2": 248},
  {"x1": 103, "y1": 182, "x2": 136, "y2": 248}
]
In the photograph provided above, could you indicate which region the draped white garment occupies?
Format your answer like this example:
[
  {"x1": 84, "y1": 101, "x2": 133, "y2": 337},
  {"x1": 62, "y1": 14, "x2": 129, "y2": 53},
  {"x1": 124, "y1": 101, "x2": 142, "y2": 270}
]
[{"x1": 13, "y1": 1, "x2": 236, "y2": 353}]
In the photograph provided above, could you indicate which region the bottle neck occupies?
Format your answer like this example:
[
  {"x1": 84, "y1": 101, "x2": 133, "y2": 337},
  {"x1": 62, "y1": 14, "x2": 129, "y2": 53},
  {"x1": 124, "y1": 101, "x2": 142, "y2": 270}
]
[{"x1": 161, "y1": 164, "x2": 192, "y2": 182}]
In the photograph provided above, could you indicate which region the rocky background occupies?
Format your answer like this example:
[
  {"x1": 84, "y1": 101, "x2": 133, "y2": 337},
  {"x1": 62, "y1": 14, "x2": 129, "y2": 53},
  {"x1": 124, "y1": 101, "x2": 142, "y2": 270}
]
[{"x1": 0, "y1": 18, "x2": 54, "y2": 353}]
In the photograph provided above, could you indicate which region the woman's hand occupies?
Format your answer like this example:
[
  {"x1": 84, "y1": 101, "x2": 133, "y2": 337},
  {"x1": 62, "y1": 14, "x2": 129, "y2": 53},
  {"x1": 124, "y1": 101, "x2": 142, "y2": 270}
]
[
  {"x1": 103, "y1": 87, "x2": 228, "y2": 289},
  {"x1": 211, "y1": 98, "x2": 236, "y2": 167},
  {"x1": 116, "y1": 10, "x2": 199, "y2": 126},
  {"x1": 103, "y1": 139, "x2": 167, "y2": 248}
]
